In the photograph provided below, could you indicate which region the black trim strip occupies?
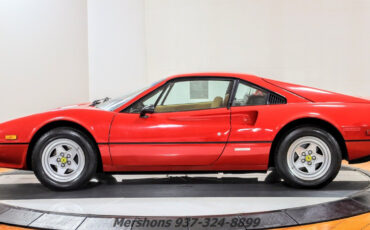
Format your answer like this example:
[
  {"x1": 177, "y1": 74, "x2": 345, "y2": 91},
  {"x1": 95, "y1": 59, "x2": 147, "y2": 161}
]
[
  {"x1": 229, "y1": 141, "x2": 272, "y2": 144},
  {"x1": 158, "y1": 82, "x2": 173, "y2": 106},
  {"x1": 0, "y1": 142, "x2": 29, "y2": 145},
  {"x1": 262, "y1": 78, "x2": 314, "y2": 102},
  {"x1": 98, "y1": 141, "x2": 272, "y2": 145},
  {"x1": 345, "y1": 139, "x2": 370, "y2": 142}
]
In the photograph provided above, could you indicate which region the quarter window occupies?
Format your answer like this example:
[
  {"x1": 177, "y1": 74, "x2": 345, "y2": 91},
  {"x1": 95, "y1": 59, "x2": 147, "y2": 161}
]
[{"x1": 232, "y1": 81, "x2": 268, "y2": 106}]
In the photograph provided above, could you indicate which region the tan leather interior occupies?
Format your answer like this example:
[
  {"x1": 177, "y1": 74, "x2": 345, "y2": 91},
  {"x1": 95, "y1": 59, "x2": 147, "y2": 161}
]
[
  {"x1": 155, "y1": 96, "x2": 224, "y2": 113},
  {"x1": 211, "y1": 96, "x2": 223, "y2": 108}
]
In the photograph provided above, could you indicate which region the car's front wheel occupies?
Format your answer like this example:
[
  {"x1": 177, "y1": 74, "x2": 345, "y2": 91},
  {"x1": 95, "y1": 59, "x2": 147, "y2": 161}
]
[
  {"x1": 275, "y1": 126, "x2": 342, "y2": 188},
  {"x1": 32, "y1": 127, "x2": 97, "y2": 191}
]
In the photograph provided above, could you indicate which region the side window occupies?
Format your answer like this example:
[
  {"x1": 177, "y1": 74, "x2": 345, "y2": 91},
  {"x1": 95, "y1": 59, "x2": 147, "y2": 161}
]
[
  {"x1": 126, "y1": 86, "x2": 165, "y2": 113},
  {"x1": 155, "y1": 79, "x2": 232, "y2": 113},
  {"x1": 232, "y1": 81, "x2": 268, "y2": 106}
]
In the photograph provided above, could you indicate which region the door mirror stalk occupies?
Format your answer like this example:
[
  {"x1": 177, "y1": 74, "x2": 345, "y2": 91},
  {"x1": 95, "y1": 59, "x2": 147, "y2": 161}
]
[{"x1": 140, "y1": 105, "x2": 155, "y2": 118}]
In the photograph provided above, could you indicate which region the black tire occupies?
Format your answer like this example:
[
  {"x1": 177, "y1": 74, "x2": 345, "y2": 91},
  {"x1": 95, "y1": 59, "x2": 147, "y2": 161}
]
[
  {"x1": 32, "y1": 127, "x2": 97, "y2": 191},
  {"x1": 274, "y1": 126, "x2": 342, "y2": 188}
]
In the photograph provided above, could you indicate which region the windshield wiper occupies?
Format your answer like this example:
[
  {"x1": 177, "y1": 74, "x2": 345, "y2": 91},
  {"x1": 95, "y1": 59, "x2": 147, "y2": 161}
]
[{"x1": 91, "y1": 97, "x2": 110, "y2": 106}]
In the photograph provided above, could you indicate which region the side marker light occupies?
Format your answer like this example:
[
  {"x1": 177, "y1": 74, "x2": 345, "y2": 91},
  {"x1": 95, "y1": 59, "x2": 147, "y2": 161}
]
[{"x1": 5, "y1": 135, "x2": 17, "y2": 140}]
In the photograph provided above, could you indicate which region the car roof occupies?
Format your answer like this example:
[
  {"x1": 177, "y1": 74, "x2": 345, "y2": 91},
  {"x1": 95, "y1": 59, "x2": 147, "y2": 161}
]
[
  {"x1": 165, "y1": 72, "x2": 262, "y2": 82},
  {"x1": 163, "y1": 72, "x2": 370, "y2": 104}
]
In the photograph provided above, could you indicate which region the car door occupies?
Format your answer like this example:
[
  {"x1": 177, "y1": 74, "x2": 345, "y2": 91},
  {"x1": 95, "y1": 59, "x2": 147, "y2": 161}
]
[
  {"x1": 218, "y1": 80, "x2": 274, "y2": 166},
  {"x1": 109, "y1": 78, "x2": 234, "y2": 166}
]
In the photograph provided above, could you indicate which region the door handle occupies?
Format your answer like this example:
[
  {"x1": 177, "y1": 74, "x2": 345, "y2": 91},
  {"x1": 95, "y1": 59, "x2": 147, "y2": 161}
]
[{"x1": 237, "y1": 111, "x2": 258, "y2": 125}]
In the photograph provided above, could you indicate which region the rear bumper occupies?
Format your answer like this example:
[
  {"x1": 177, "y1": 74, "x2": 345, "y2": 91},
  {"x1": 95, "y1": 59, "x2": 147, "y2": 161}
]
[
  {"x1": 346, "y1": 140, "x2": 370, "y2": 163},
  {"x1": 349, "y1": 155, "x2": 370, "y2": 164},
  {"x1": 0, "y1": 144, "x2": 28, "y2": 169}
]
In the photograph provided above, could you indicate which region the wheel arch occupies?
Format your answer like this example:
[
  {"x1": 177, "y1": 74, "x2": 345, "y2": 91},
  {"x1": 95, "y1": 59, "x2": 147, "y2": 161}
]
[
  {"x1": 26, "y1": 120, "x2": 103, "y2": 172},
  {"x1": 268, "y1": 117, "x2": 348, "y2": 168}
]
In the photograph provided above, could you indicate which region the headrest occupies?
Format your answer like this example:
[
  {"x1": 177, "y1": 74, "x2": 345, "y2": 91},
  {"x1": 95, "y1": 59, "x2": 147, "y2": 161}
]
[{"x1": 212, "y1": 96, "x2": 223, "y2": 108}]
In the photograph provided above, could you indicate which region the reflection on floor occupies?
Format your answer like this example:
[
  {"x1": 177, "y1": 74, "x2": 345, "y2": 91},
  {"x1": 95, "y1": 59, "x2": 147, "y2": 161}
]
[
  {"x1": 343, "y1": 160, "x2": 370, "y2": 171},
  {"x1": 0, "y1": 225, "x2": 30, "y2": 230},
  {"x1": 280, "y1": 213, "x2": 370, "y2": 230},
  {"x1": 0, "y1": 168, "x2": 10, "y2": 173}
]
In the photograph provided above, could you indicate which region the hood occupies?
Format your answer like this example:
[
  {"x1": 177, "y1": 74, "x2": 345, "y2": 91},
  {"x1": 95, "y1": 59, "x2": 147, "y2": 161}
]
[
  {"x1": 55, "y1": 102, "x2": 92, "y2": 110},
  {"x1": 263, "y1": 78, "x2": 369, "y2": 103}
]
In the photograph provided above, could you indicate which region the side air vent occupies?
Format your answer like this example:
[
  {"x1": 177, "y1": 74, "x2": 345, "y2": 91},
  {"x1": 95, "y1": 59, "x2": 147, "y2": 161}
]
[{"x1": 268, "y1": 94, "x2": 287, "y2": 105}]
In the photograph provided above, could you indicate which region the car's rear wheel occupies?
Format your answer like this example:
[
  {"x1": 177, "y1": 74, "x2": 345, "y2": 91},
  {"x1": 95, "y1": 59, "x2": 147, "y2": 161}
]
[
  {"x1": 275, "y1": 126, "x2": 342, "y2": 188},
  {"x1": 32, "y1": 127, "x2": 97, "y2": 191}
]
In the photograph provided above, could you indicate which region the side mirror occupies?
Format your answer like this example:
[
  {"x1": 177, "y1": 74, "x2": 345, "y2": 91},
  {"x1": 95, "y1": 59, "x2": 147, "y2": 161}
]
[{"x1": 140, "y1": 105, "x2": 155, "y2": 118}]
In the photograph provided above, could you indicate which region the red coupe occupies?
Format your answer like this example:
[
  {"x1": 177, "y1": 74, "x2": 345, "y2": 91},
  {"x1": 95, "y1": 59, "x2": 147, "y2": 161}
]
[{"x1": 0, "y1": 73, "x2": 369, "y2": 190}]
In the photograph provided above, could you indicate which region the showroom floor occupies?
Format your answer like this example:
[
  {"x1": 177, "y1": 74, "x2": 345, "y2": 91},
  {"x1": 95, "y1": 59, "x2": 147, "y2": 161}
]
[
  {"x1": 1, "y1": 170, "x2": 365, "y2": 216},
  {"x1": 0, "y1": 161, "x2": 369, "y2": 229}
]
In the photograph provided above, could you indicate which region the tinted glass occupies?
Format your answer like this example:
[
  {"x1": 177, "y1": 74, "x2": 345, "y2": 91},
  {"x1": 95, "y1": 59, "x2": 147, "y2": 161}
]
[
  {"x1": 155, "y1": 79, "x2": 232, "y2": 113},
  {"x1": 232, "y1": 81, "x2": 268, "y2": 106},
  {"x1": 126, "y1": 86, "x2": 165, "y2": 113}
]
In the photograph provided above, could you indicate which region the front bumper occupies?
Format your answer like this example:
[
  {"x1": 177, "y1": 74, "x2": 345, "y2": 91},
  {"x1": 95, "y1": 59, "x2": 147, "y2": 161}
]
[
  {"x1": 0, "y1": 144, "x2": 28, "y2": 169},
  {"x1": 346, "y1": 141, "x2": 370, "y2": 163}
]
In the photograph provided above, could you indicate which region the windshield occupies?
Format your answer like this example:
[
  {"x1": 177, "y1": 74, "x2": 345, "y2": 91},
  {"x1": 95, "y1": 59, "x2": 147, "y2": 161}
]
[{"x1": 95, "y1": 80, "x2": 163, "y2": 111}]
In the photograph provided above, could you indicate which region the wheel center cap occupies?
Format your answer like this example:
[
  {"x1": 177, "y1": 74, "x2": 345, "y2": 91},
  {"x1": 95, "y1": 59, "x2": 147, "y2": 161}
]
[
  {"x1": 305, "y1": 155, "x2": 312, "y2": 162},
  {"x1": 61, "y1": 157, "x2": 67, "y2": 164}
]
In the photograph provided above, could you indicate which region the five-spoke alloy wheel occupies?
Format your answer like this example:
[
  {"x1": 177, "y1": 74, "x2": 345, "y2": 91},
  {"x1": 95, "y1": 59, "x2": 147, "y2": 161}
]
[
  {"x1": 32, "y1": 127, "x2": 97, "y2": 191},
  {"x1": 287, "y1": 136, "x2": 331, "y2": 181},
  {"x1": 41, "y1": 139, "x2": 86, "y2": 183},
  {"x1": 275, "y1": 126, "x2": 342, "y2": 188}
]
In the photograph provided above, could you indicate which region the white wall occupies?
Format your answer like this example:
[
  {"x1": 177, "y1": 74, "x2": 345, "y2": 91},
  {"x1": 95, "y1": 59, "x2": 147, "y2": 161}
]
[
  {"x1": 87, "y1": 0, "x2": 147, "y2": 100},
  {"x1": 0, "y1": 0, "x2": 89, "y2": 122},
  {"x1": 1, "y1": 0, "x2": 369, "y2": 122},
  {"x1": 145, "y1": 0, "x2": 370, "y2": 98}
]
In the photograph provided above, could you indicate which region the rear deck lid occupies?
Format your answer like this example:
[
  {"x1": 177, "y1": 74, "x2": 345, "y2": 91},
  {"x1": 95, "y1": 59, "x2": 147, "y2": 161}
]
[{"x1": 263, "y1": 78, "x2": 369, "y2": 103}]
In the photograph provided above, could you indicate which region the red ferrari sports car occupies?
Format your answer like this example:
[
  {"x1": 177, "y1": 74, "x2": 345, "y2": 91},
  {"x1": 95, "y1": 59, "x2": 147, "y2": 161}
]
[{"x1": 0, "y1": 73, "x2": 369, "y2": 190}]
